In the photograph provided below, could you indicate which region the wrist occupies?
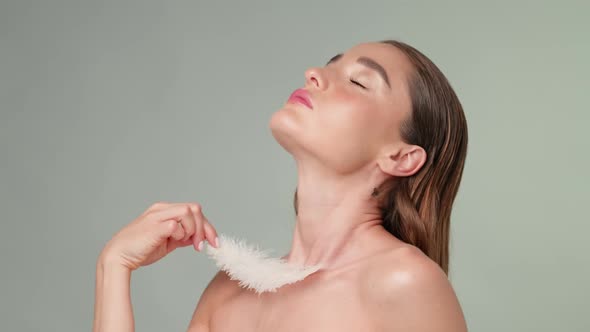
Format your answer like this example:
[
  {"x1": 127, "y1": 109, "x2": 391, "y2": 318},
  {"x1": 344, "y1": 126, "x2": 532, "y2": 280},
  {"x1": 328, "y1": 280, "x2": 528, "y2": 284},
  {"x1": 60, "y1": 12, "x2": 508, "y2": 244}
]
[{"x1": 97, "y1": 249, "x2": 132, "y2": 272}]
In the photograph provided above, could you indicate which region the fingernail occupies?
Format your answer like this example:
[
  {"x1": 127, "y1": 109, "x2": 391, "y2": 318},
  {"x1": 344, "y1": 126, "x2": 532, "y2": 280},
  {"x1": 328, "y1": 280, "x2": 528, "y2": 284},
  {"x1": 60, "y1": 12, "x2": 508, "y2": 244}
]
[
  {"x1": 215, "y1": 237, "x2": 219, "y2": 248},
  {"x1": 198, "y1": 241, "x2": 204, "y2": 251}
]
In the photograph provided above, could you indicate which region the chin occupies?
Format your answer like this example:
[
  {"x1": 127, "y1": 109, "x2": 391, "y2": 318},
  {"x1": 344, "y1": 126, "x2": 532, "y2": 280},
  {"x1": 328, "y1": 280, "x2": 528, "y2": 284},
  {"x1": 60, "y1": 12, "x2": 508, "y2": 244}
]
[{"x1": 268, "y1": 106, "x2": 307, "y2": 154}]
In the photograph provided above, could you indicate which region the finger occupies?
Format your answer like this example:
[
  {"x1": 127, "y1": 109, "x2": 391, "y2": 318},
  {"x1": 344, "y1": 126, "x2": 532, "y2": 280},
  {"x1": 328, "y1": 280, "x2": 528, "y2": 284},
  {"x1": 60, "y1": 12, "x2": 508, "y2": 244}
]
[
  {"x1": 134, "y1": 201, "x2": 172, "y2": 225},
  {"x1": 159, "y1": 219, "x2": 183, "y2": 241},
  {"x1": 145, "y1": 204, "x2": 197, "y2": 225},
  {"x1": 188, "y1": 204, "x2": 206, "y2": 251},
  {"x1": 141, "y1": 201, "x2": 172, "y2": 217},
  {"x1": 146, "y1": 203, "x2": 199, "y2": 241},
  {"x1": 203, "y1": 219, "x2": 219, "y2": 248},
  {"x1": 144, "y1": 204, "x2": 199, "y2": 244},
  {"x1": 173, "y1": 204, "x2": 196, "y2": 242},
  {"x1": 166, "y1": 237, "x2": 194, "y2": 254},
  {"x1": 169, "y1": 220, "x2": 185, "y2": 241}
]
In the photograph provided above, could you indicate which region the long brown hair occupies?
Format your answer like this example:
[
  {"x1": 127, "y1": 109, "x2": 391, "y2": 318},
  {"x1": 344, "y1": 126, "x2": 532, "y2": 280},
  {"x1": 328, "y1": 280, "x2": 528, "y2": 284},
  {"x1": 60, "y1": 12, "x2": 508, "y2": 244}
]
[{"x1": 294, "y1": 40, "x2": 468, "y2": 275}]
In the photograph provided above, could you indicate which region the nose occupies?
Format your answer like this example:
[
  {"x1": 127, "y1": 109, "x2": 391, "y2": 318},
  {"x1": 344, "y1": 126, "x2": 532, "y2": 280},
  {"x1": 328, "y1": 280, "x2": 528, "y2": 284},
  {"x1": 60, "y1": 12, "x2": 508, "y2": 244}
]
[{"x1": 304, "y1": 67, "x2": 327, "y2": 90}]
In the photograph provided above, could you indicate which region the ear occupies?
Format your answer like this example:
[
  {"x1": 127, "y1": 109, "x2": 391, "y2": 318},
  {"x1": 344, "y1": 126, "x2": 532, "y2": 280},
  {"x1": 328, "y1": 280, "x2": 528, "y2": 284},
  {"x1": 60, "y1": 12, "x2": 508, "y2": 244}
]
[{"x1": 377, "y1": 144, "x2": 426, "y2": 177}]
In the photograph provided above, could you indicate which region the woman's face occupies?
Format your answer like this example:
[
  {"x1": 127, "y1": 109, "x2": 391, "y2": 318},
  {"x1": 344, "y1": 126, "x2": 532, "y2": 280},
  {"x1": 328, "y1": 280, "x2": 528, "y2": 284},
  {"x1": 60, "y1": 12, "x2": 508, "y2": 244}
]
[{"x1": 269, "y1": 42, "x2": 414, "y2": 174}]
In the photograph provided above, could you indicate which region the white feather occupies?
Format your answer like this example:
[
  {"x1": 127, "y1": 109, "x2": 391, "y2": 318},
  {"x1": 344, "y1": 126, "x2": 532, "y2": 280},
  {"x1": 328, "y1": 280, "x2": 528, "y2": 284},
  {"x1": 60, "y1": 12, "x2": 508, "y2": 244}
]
[{"x1": 203, "y1": 233, "x2": 324, "y2": 294}]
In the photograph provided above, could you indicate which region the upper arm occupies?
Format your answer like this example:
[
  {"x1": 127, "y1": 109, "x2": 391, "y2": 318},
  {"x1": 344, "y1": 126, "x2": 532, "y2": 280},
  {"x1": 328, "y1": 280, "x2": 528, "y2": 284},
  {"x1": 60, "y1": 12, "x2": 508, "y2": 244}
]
[
  {"x1": 186, "y1": 270, "x2": 233, "y2": 332},
  {"x1": 372, "y1": 248, "x2": 468, "y2": 332}
]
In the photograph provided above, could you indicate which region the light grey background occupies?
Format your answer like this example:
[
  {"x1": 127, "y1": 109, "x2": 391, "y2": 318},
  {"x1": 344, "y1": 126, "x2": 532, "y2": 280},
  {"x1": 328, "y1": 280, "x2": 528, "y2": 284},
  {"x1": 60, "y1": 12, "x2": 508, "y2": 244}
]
[{"x1": 1, "y1": 0, "x2": 588, "y2": 331}]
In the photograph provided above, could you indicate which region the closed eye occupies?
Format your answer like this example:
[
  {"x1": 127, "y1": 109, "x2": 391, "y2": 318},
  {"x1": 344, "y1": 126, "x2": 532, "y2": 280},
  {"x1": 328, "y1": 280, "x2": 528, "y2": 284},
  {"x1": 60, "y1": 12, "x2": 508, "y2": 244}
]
[{"x1": 350, "y1": 78, "x2": 366, "y2": 89}]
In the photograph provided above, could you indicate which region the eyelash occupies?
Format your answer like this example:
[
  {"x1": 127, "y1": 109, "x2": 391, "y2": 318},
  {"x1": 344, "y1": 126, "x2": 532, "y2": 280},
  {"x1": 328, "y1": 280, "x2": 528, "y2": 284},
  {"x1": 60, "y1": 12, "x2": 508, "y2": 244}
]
[{"x1": 350, "y1": 78, "x2": 366, "y2": 89}]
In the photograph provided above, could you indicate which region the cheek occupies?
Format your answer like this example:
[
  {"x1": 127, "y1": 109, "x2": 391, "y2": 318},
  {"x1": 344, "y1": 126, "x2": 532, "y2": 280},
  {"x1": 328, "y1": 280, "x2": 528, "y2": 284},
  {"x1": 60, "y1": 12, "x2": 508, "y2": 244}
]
[
  {"x1": 310, "y1": 93, "x2": 383, "y2": 169},
  {"x1": 320, "y1": 93, "x2": 379, "y2": 139}
]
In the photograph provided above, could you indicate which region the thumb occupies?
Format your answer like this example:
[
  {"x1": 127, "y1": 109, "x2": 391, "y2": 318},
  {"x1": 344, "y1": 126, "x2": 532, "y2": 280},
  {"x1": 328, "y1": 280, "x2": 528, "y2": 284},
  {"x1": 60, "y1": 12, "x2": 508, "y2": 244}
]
[
  {"x1": 167, "y1": 237, "x2": 194, "y2": 253},
  {"x1": 159, "y1": 219, "x2": 184, "y2": 241}
]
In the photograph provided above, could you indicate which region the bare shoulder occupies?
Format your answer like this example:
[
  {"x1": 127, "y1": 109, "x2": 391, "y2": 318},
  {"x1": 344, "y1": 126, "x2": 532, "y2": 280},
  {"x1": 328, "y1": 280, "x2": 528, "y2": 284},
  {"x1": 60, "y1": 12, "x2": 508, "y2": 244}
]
[
  {"x1": 364, "y1": 245, "x2": 468, "y2": 332},
  {"x1": 186, "y1": 270, "x2": 240, "y2": 332}
]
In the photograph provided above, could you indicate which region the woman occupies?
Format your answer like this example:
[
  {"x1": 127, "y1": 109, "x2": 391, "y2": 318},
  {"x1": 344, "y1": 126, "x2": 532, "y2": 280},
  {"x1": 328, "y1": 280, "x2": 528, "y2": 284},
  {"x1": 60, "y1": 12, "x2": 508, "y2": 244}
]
[{"x1": 94, "y1": 39, "x2": 469, "y2": 331}]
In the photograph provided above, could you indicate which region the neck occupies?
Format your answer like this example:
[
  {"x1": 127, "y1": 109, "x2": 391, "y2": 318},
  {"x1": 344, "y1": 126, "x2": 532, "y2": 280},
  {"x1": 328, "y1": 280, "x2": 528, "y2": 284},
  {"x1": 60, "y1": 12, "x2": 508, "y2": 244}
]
[{"x1": 284, "y1": 161, "x2": 390, "y2": 271}]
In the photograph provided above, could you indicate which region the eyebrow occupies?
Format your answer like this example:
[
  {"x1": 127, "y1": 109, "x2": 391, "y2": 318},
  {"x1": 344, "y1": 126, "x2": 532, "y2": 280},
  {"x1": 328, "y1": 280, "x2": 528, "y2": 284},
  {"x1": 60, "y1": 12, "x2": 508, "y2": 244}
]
[{"x1": 326, "y1": 53, "x2": 391, "y2": 88}]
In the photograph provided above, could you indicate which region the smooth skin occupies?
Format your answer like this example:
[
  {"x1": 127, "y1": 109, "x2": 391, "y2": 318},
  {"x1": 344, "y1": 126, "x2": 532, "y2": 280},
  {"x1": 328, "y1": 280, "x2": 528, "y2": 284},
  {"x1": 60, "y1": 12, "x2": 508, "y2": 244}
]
[
  {"x1": 93, "y1": 42, "x2": 468, "y2": 331},
  {"x1": 93, "y1": 202, "x2": 219, "y2": 332}
]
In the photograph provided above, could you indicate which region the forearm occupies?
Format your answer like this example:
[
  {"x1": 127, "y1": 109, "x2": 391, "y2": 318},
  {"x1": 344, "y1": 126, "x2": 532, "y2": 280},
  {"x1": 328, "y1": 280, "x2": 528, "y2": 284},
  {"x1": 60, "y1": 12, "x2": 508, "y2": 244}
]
[{"x1": 93, "y1": 255, "x2": 134, "y2": 332}]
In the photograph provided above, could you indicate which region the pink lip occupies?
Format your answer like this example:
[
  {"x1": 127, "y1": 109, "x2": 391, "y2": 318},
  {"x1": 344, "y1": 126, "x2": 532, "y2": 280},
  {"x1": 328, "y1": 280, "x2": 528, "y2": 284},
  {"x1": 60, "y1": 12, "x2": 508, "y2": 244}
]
[{"x1": 287, "y1": 88, "x2": 313, "y2": 109}]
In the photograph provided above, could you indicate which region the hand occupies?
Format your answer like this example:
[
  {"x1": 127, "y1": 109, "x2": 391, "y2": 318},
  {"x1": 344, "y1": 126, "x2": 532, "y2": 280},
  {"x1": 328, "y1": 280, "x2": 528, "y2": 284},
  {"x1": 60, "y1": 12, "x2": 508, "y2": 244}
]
[{"x1": 99, "y1": 202, "x2": 219, "y2": 271}]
